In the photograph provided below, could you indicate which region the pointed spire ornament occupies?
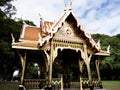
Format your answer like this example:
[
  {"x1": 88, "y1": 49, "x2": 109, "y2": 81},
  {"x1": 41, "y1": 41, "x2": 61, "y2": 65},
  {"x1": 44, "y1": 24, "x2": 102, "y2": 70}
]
[
  {"x1": 107, "y1": 45, "x2": 110, "y2": 53},
  {"x1": 11, "y1": 33, "x2": 15, "y2": 44},
  {"x1": 68, "y1": 0, "x2": 73, "y2": 10},
  {"x1": 39, "y1": 13, "x2": 43, "y2": 28},
  {"x1": 64, "y1": 3, "x2": 67, "y2": 11},
  {"x1": 96, "y1": 39, "x2": 101, "y2": 50}
]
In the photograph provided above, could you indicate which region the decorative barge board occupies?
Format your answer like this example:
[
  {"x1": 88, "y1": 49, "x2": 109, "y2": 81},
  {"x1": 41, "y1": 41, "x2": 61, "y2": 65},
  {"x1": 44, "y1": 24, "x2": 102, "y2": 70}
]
[{"x1": 12, "y1": 4, "x2": 110, "y2": 90}]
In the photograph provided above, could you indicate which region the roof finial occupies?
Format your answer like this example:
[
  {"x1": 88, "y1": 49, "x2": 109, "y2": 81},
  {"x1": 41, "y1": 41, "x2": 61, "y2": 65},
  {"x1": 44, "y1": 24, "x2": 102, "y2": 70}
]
[
  {"x1": 39, "y1": 13, "x2": 43, "y2": 28},
  {"x1": 64, "y1": 3, "x2": 67, "y2": 11},
  {"x1": 69, "y1": 0, "x2": 72, "y2": 10},
  {"x1": 39, "y1": 13, "x2": 42, "y2": 19}
]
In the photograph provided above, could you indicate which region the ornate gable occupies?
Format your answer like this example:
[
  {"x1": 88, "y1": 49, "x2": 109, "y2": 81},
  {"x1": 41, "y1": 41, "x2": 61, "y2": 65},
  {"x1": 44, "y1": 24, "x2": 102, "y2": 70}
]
[{"x1": 53, "y1": 21, "x2": 83, "y2": 43}]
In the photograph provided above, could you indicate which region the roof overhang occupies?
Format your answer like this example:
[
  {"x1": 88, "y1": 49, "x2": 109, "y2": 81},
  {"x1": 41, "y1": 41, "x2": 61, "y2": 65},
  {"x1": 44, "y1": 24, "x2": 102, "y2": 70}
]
[
  {"x1": 12, "y1": 45, "x2": 39, "y2": 50},
  {"x1": 94, "y1": 51, "x2": 110, "y2": 56}
]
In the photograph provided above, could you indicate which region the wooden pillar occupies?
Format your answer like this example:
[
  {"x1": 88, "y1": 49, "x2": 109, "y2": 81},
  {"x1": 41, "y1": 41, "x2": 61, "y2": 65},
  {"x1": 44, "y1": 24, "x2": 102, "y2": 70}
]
[
  {"x1": 95, "y1": 59, "x2": 101, "y2": 81},
  {"x1": 78, "y1": 59, "x2": 84, "y2": 90},
  {"x1": 18, "y1": 51, "x2": 27, "y2": 85},
  {"x1": 48, "y1": 40, "x2": 53, "y2": 86},
  {"x1": 81, "y1": 44, "x2": 93, "y2": 89},
  {"x1": 61, "y1": 75, "x2": 63, "y2": 90},
  {"x1": 95, "y1": 57, "x2": 103, "y2": 88},
  {"x1": 86, "y1": 62, "x2": 92, "y2": 84},
  {"x1": 43, "y1": 50, "x2": 50, "y2": 84}
]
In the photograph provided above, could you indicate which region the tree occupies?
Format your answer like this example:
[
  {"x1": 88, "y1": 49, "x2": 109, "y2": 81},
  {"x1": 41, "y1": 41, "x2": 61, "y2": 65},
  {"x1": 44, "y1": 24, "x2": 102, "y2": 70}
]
[
  {"x1": 0, "y1": 0, "x2": 16, "y2": 17},
  {"x1": 92, "y1": 34, "x2": 120, "y2": 80},
  {"x1": 0, "y1": 0, "x2": 36, "y2": 80}
]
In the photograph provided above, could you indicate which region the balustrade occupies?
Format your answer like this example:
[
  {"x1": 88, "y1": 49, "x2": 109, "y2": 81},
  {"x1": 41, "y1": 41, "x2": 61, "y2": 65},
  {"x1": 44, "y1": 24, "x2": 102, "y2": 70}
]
[
  {"x1": 82, "y1": 78, "x2": 101, "y2": 88},
  {"x1": 23, "y1": 79, "x2": 46, "y2": 89}
]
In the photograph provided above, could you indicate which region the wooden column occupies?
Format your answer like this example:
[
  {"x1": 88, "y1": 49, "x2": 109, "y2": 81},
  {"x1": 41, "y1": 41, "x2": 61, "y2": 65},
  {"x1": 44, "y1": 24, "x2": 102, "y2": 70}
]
[
  {"x1": 81, "y1": 44, "x2": 93, "y2": 89},
  {"x1": 95, "y1": 57, "x2": 103, "y2": 88},
  {"x1": 86, "y1": 62, "x2": 92, "y2": 84},
  {"x1": 43, "y1": 50, "x2": 50, "y2": 84},
  {"x1": 18, "y1": 51, "x2": 27, "y2": 85},
  {"x1": 48, "y1": 40, "x2": 53, "y2": 86},
  {"x1": 78, "y1": 59, "x2": 84, "y2": 90}
]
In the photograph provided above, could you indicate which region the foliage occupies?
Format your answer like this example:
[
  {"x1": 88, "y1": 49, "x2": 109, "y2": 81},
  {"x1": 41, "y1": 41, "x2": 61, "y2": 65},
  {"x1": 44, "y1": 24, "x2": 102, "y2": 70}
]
[
  {"x1": 92, "y1": 34, "x2": 120, "y2": 80},
  {"x1": 0, "y1": 0, "x2": 36, "y2": 81},
  {"x1": 0, "y1": 0, "x2": 16, "y2": 17}
]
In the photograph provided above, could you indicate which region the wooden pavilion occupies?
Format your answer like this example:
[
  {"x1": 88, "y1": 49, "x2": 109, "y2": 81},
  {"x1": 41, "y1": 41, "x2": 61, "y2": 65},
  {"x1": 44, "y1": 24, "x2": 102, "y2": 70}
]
[{"x1": 12, "y1": 5, "x2": 110, "y2": 90}]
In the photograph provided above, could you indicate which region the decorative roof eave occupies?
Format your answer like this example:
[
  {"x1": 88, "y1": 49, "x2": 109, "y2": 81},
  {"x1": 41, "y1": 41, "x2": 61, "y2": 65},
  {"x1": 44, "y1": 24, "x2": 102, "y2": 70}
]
[
  {"x1": 11, "y1": 31, "x2": 51, "y2": 50},
  {"x1": 12, "y1": 41, "x2": 39, "y2": 49},
  {"x1": 12, "y1": 45, "x2": 39, "y2": 50},
  {"x1": 94, "y1": 52, "x2": 110, "y2": 56},
  {"x1": 94, "y1": 45, "x2": 110, "y2": 56}
]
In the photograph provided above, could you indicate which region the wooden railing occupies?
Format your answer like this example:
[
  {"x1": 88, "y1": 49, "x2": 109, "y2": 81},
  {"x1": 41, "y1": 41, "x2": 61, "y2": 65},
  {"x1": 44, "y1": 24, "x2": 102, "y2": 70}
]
[
  {"x1": 23, "y1": 78, "x2": 100, "y2": 89},
  {"x1": 23, "y1": 77, "x2": 63, "y2": 89},
  {"x1": 82, "y1": 78, "x2": 101, "y2": 88},
  {"x1": 52, "y1": 78, "x2": 63, "y2": 89},
  {"x1": 23, "y1": 79, "x2": 46, "y2": 89}
]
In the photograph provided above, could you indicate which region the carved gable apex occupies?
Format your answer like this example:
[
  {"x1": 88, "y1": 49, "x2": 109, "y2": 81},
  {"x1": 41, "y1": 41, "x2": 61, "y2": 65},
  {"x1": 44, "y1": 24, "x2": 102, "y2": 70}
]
[{"x1": 53, "y1": 22, "x2": 83, "y2": 43}]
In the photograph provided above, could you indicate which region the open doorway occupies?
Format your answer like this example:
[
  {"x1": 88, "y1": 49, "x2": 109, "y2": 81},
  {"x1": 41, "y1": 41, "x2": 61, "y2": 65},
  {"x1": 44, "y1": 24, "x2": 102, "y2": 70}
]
[{"x1": 53, "y1": 49, "x2": 81, "y2": 88}]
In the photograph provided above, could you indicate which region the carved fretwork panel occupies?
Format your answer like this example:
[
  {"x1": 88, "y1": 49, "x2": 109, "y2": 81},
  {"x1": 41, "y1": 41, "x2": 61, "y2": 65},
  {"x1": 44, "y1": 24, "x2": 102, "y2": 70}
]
[
  {"x1": 53, "y1": 40, "x2": 83, "y2": 51},
  {"x1": 52, "y1": 41, "x2": 83, "y2": 62},
  {"x1": 53, "y1": 22, "x2": 83, "y2": 43}
]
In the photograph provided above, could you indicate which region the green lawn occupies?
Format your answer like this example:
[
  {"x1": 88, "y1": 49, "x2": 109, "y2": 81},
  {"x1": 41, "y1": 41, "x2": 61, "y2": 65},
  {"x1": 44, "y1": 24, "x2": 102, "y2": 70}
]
[
  {"x1": 102, "y1": 80, "x2": 120, "y2": 90},
  {"x1": 0, "y1": 81, "x2": 19, "y2": 90},
  {"x1": 102, "y1": 80, "x2": 120, "y2": 87}
]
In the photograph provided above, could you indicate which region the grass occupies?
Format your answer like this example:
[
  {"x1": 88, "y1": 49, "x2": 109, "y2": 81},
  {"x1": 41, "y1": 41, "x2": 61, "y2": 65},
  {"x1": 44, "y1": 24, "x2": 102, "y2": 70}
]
[
  {"x1": 71, "y1": 80, "x2": 120, "y2": 90},
  {"x1": 0, "y1": 81, "x2": 19, "y2": 90},
  {"x1": 102, "y1": 80, "x2": 120, "y2": 87}
]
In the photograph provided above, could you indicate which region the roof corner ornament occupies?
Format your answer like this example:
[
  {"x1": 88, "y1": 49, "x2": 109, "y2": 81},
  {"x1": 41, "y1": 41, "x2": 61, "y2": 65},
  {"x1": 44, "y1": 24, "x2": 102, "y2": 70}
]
[
  {"x1": 22, "y1": 20, "x2": 25, "y2": 24},
  {"x1": 22, "y1": 20, "x2": 27, "y2": 25},
  {"x1": 38, "y1": 33, "x2": 44, "y2": 46},
  {"x1": 96, "y1": 39, "x2": 101, "y2": 50},
  {"x1": 107, "y1": 45, "x2": 110, "y2": 53},
  {"x1": 11, "y1": 33, "x2": 15, "y2": 44}
]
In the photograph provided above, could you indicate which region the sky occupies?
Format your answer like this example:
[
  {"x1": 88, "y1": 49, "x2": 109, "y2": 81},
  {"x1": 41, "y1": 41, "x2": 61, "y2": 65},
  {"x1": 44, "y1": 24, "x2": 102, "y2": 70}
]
[{"x1": 12, "y1": 0, "x2": 120, "y2": 36}]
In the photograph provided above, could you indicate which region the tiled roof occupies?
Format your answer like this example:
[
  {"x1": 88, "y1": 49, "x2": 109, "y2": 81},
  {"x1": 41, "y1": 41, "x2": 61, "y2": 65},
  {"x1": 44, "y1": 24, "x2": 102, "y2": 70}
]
[
  {"x1": 12, "y1": 21, "x2": 53, "y2": 49},
  {"x1": 20, "y1": 26, "x2": 42, "y2": 41}
]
